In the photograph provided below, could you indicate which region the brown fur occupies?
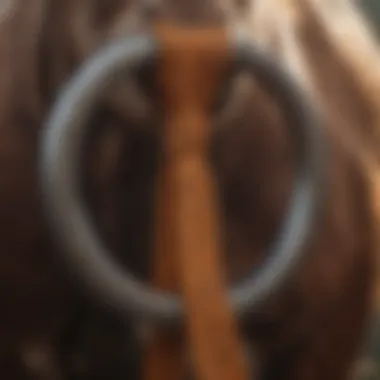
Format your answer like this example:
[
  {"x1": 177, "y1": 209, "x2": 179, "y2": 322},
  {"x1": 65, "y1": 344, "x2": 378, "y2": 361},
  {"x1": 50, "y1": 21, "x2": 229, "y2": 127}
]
[{"x1": 0, "y1": 0, "x2": 378, "y2": 379}]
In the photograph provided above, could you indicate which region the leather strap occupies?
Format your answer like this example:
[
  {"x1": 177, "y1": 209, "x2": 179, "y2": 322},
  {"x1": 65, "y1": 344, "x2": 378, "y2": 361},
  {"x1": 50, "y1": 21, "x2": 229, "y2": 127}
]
[{"x1": 143, "y1": 24, "x2": 249, "y2": 380}]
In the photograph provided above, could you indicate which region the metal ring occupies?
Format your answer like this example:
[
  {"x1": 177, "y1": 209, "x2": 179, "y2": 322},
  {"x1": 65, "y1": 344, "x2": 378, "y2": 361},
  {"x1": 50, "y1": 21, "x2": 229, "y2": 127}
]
[{"x1": 39, "y1": 33, "x2": 326, "y2": 325}]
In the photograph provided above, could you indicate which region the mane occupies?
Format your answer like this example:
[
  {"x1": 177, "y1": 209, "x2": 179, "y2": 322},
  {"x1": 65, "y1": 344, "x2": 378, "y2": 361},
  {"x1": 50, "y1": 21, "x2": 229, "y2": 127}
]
[
  {"x1": 238, "y1": 3, "x2": 380, "y2": 375},
  {"x1": 230, "y1": 0, "x2": 380, "y2": 164},
  {"x1": 2, "y1": 0, "x2": 380, "y2": 161},
  {"x1": 237, "y1": 0, "x2": 380, "y2": 311},
  {"x1": 0, "y1": 0, "x2": 380, "y2": 378}
]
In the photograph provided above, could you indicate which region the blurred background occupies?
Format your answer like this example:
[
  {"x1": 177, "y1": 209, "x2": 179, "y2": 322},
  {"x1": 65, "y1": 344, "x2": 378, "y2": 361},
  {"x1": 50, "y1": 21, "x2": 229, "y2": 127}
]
[
  {"x1": 354, "y1": 3, "x2": 380, "y2": 379},
  {"x1": 361, "y1": 0, "x2": 380, "y2": 36}
]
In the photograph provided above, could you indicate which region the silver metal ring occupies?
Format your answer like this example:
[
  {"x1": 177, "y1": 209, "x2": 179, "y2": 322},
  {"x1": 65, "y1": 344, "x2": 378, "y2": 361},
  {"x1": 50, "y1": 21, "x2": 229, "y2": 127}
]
[{"x1": 39, "y1": 33, "x2": 326, "y2": 325}]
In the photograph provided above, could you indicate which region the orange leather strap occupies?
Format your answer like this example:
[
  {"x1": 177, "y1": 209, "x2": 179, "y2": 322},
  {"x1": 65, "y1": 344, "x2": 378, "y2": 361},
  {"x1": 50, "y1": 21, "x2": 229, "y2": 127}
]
[{"x1": 144, "y1": 24, "x2": 249, "y2": 380}]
